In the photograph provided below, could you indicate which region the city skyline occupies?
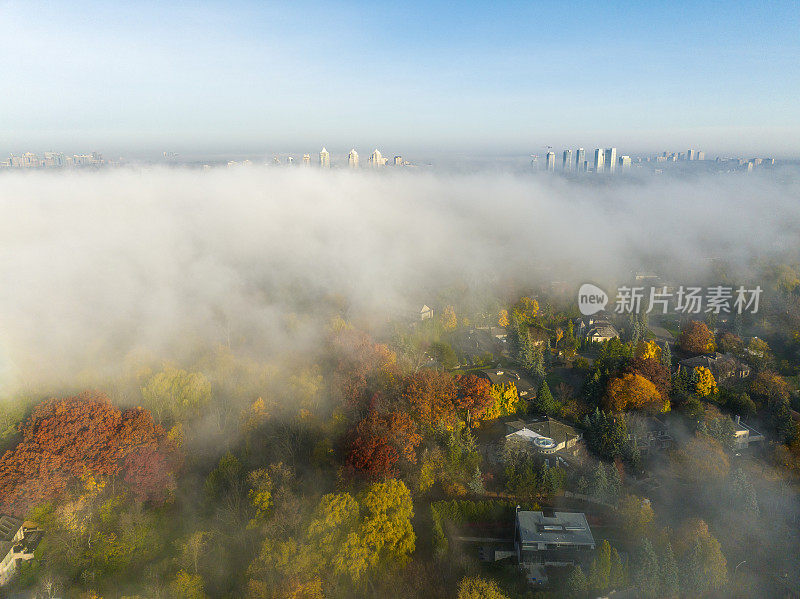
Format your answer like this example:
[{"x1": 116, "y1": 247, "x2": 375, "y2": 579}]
[{"x1": 0, "y1": 2, "x2": 798, "y2": 157}]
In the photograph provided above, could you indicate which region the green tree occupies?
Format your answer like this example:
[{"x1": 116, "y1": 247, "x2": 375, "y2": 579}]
[
  {"x1": 589, "y1": 540, "x2": 612, "y2": 592},
  {"x1": 141, "y1": 366, "x2": 212, "y2": 424},
  {"x1": 533, "y1": 380, "x2": 560, "y2": 416},
  {"x1": 631, "y1": 538, "x2": 659, "y2": 598},
  {"x1": 609, "y1": 547, "x2": 627, "y2": 589},
  {"x1": 170, "y1": 570, "x2": 209, "y2": 599},
  {"x1": 564, "y1": 565, "x2": 588, "y2": 598},
  {"x1": 660, "y1": 542, "x2": 679, "y2": 598}
]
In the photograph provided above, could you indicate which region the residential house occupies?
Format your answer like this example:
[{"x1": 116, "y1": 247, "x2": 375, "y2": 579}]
[
  {"x1": 0, "y1": 515, "x2": 42, "y2": 585},
  {"x1": 505, "y1": 417, "x2": 582, "y2": 455},
  {"x1": 678, "y1": 352, "x2": 751, "y2": 382},
  {"x1": 733, "y1": 415, "x2": 765, "y2": 450},
  {"x1": 626, "y1": 414, "x2": 673, "y2": 455}
]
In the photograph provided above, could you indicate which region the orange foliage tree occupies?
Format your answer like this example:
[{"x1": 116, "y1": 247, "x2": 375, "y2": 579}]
[
  {"x1": 604, "y1": 373, "x2": 667, "y2": 413},
  {"x1": 0, "y1": 392, "x2": 180, "y2": 515},
  {"x1": 454, "y1": 374, "x2": 494, "y2": 425},
  {"x1": 402, "y1": 370, "x2": 457, "y2": 427},
  {"x1": 677, "y1": 320, "x2": 716, "y2": 355}
]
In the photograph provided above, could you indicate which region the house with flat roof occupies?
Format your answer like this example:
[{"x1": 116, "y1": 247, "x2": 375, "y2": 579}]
[
  {"x1": 733, "y1": 415, "x2": 764, "y2": 450},
  {"x1": 0, "y1": 515, "x2": 43, "y2": 585},
  {"x1": 514, "y1": 509, "x2": 595, "y2": 574},
  {"x1": 505, "y1": 417, "x2": 582, "y2": 455}
]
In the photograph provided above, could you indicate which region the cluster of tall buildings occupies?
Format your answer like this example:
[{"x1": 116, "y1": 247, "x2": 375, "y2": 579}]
[
  {"x1": 1, "y1": 152, "x2": 105, "y2": 169},
  {"x1": 539, "y1": 147, "x2": 632, "y2": 174}
]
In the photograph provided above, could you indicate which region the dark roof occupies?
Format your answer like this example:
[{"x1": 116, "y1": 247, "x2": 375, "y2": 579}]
[{"x1": 516, "y1": 511, "x2": 595, "y2": 548}]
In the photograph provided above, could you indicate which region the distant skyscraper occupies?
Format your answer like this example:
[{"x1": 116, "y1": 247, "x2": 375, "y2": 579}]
[
  {"x1": 530, "y1": 155, "x2": 539, "y2": 170},
  {"x1": 562, "y1": 149, "x2": 572, "y2": 170},
  {"x1": 394, "y1": 156, "x2": 403, "y2": 166},
  {"x1": 604, "y1": 147, "x2": 617, "y2": 173},
  {"x1": 319, "y1": 147, "x2": 330, "y2": 168},
  {"x1": 594, "y1": 148, "x2": 604, "y2": 173},
  {"x1": 687, "y1": 149, "x2": 695, "y2": 161},
  {"x1": 619, "y1": 155, "x2": 631, "y2": 171},
  {"x1": 348, "y1": 149, "x2": 359, "y2": 168},
  {"x1": 575, "y1": 148, "x2": 585, "y2": 171},
  {"x1": 369, "y1": 149, "x2": 384, "y2": 167},
  {"x1": 302, "y1": 153, "x2": 310, "y2": 166},
  {"x1": 697, "y1": 151, "x2": 705, "y2": 161},
  {"x1": 287, "y1": 156, "x2": 294, "y2": 165},
  {"x1": 545, "y1": 151, "x2": 556, "y2": 171}
]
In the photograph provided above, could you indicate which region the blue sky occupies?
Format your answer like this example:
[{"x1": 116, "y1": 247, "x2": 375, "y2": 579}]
[{"x1": 1, "y1": 1, "x2": 798, "y2": 157}]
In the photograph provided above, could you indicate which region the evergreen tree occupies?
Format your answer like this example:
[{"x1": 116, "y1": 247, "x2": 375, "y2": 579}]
[
  {"x1": 606, "y1": 463, "x2": 622, "y2": 503},
  {"x1": 532, "y1": 346, "x2": 546, "y2": 382},
  {"x1": 534, "y1": 380, "x2": 560, "y2": 416},
  {"x1": 661, "y1": 342, "x2": 672, "y2": 372},
  {"x1": 731, "y1": 468, "x2": 759, "y2": 515},
  {"x1": 589, "y1": 462, "x2": 608, "y2": 502},
  {"x1": 632, "y1": 538, "x2": 659, "y2": 598},
  {"x1": 564, "y1": 565, "x2": 588, "y2": 598},
  {"x1": 589, "y1": 540, "x2": 612, "y2": 593},
  {"x1": 609, "y1": 547, "x2": 627, "y2": 589},
  {"x1": 660, "y1": 542, "x2": 679, "y2": 598},
  {"x1": 468, "y1": 465, "x2": 485, "y2": 495},
  {"x1": 519, "y1": 330, "x2": 535, "y2": 372}
]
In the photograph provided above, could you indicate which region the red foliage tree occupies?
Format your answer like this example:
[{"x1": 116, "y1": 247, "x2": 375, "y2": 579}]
[
  {"x1": 345, "y1": 411, "x2": 422, "y2": 480},
  {"x1": 0, "y1": 392, "x2": 180, "y2": 515}
]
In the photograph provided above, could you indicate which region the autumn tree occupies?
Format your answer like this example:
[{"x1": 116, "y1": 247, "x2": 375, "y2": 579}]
[
  {"x1": 454, "y1": 374, "x2": 494, "y2": 425},
  {"x1": 141, "y1": 366, "x2": 212, "y2": 424},
  {"x1": 346, "y1": 411, "x2": 422, "y2": 480},
  {"x1": 605, "y1": 373, "x2": 667, "y2": 413},
  {"x1": 498, "y1": 309, "x2": 510, "y2": 328},
  {"x1": 441, "y1": 305, "x2": 457, "y2": 331},
  {"x1": 692, "y1": 366, "x2": 718, "y2": 397},
  {"x1": 403, "y1": 370, "x2": 457, "y2": 427},
  {"x1": 457, "y1": 576, "x2": 509, "y2": 599},
  {"x1": 677, "y1": 320, "x2": 715, "y2": 355},
  {"x1": 625, "y1": 357, "x2": 671, "y2": 400},
  {"x1": 0, "y1": 393, "x2": 179, "y2": 515}
]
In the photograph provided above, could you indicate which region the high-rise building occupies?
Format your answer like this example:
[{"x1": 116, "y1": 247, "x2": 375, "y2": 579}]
[
  {"x1": 562, "y1": 149, "x2": 572, "y2": 170},
  {"x1": 687, "y1": 149, "x2": 695, "y2": 161},
  {"x1": 594, "y1": 148, "x2": 604, "y2": 173},
  {"x1": 530, "y1": 155, "x2": 539, "y2": 170},
  {"x1": 604, "y1": 147, "x2": 617, "y2": 173},
  {"x1": 575, "y1": 148, "x2": 585, "y2": 171},
  {"x1": 545, "y1": 151, "x2": 556, "y2": 171},
  {"x1": 697, "y1": 151, "x2": 705, "y2": 161},
  {"x1": 287, "y1": 156, "x2": 294, "y2": 165},
  {"x1": 302, "y1": 154, "x2": 310, "y2": 166},
  {"x1": 348, "y1": 149, "x2": 359, "y2": 168},
  {"x1": 394, "y1": 156, "x2": 403, "y2": 166},
  {"x1": 369, "y1": 149, "x2": 384, "y2": 167},
  {"x1": 618, "y1": 155, "x2": 632, "y2": 171},
  {"x1": 319, "y1": 147, "x2": 330, "y2": 168}
]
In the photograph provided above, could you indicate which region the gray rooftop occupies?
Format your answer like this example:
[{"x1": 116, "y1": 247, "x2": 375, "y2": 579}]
[{"x1": 516, "y1": 511, "x2": 595, "y2": 548}]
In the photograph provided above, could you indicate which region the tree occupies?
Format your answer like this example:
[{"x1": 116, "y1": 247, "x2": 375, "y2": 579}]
[
  {"x1": 718, "y1": 332, "x2": 743, "y2": 355},
  {"x1": 583, "y1": 409, "x2": 627, "y2": 460},
  {"x1": 670, "y1": 435, "x2": 730, "y2": 483},
  {"x1": 533, "y1": 380, "x2": 560, "y2": 416},
  {"x1": 346, "y1": 411, "x2": 422, "y2": 480},
  {"x1": 457, "y1": 576, "x2": 509, "y2": 599},
  {"x1": 430, "y1": 341, "x2": 458, "y2": 369},
  {"x1": 498, "y1": 310, "x2": 510, "y2": 328},
  {"x1": 692, "y1": 366, "x2": 718, "y2": 397},
  {"x1": 661, "y1": 342, "x2": 672, "y2": 372},
  {"x1": 454, "y1": 374, "x2": 494, "y2": 425},
  {"x1": 589, "y1": 540, "x2": 612, "y2": 592},
  {"x1": 564, "y1": 565, "x2": 588, "y2": 598},
  {"x1": 170, "y1": 570, "x2": 209, "y2": 599},
  {"x1": 750, "y1": 370, "x2": 790, "y2": 404},
  {"x1": 660, "y1": 543, "x2": 679, "y2": 598},
  {"x1": 677, "y1": 320, "x2": 716, "y2": 355},
  {"x1": 618, "y1": 495, "x2": 654, "y2": 538},
  {"x1": 0, "y1": 393, "x2": 179, "y2": 515},
  {"x1": 483, "y1": 382, "x2": 522, "y2": 421},
  {"x1": 682, "y1": 536, "x2": 728, "y2": 595},
  {"x1": 605, "y1": 373, "x2": 666, "y2": 413},
  {"x1": 403, "y1": 370, "x2": 458, "y2": 427},
  {"x1": 636, "y1": 340, "x2": 662, "y2": 361},
  {"x1": 141, "y1": 366, "x2": 211, "y2": 424},
  {"x1": 631, "y1": 538, "x2": 659, "y2": 598},
  {"x1": 441, "y1": 305, "x2": 457, "y2": 331},
  {"x1": 730, "y1": 468, "x2": 759, "y2": 515},
  {"x1": 626, "y1": 357, "x2": 671, "y2": 400},
  {"x1": 609, "y1": 547, "x2": 627, "y2": 589},
  {"x1": 532, "y1": 346, "x2": 546, "y2": 381}
]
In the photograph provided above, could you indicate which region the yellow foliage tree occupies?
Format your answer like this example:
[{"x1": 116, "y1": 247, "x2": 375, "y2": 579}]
[
  {"x1": 693, "y1": 366, "x2": 717, "y2": 397},
  {"x1": 482, "y1": 383, "x2": 521, "y2": 421},
  {"x1": 605, "y1": 373, "x2": 666, "y2": 413},
  {"x1": 498, "y1": 309, "x2": 509, "y2": 327},
  {"x1": 441, "y1": 305, "x2": 457, "y2": 331},
  {"x1": 636, "y1": 340, "x2": 662, "y2": 361},
  {"x1": 457, "y1": 576, "x2": 509, "y2": 599}
]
